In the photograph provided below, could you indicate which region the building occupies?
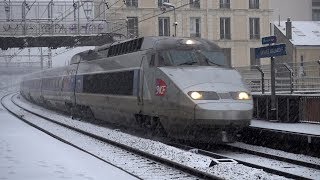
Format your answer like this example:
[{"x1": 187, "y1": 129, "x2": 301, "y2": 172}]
[
  {"x1": 314, "y1": 0, "x2": 320, "y2": 21},
  {"x1": 274, "y1": 19, "x2": 320, "y2": 77},
  {"x1": 269, "y1": 0, "x2": 320, "y2": 21},
  {"x1": 94, "y1": 0, "x2": 272, "y2": 67}
]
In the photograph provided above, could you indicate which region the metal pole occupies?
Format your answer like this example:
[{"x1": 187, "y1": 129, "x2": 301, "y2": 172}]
[
  {"x1": 22, "y1": 0, "x2": 27, "y2": 35},
  {"x1": 283, "y1": 63, "x2": 293, "y2": 94},
  {"x1": 174, "y1": 8, "x2": 177, "y2": 37},
  {"x1": 48, "y1": 48, "x2": 52, "y2": 68},
  {"x1": 78, "y1": 0, "x2": 80, "y2": 35},
  {"x1": 40, "y1": 47, "x2": 43, "y2": 69},
  {"x1": 270, "y1": 56, "x2": 276, "y2": 119},
  {"x1": 255, "y1": 66, "x2": 265, "y2": 94},
  {"x1": 73, "y1": 0, "x2": 77, "y2": 21}
]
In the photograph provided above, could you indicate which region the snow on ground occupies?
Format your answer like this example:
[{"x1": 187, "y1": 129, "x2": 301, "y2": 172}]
[
  {"x1": 232, "y1": 142, "x2": 320, "y2": 165},
  {"x1": 11, "y1": 94, "x2": 289, "y2": 180},
  {"x1": 0, "y1": 109, "x2": 138, "y2": 180},
  {"x1": 251, "y1": 120, "x2": 320, "y2": 136}
]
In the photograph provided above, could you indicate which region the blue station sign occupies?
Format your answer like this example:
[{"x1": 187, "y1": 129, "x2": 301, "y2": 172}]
[
  {"x1": 255, "y1": 44, "x2": 287, "y2": 59},
  {"x1": 262, "y1": 36, "x2": 277, "y2": 45}
]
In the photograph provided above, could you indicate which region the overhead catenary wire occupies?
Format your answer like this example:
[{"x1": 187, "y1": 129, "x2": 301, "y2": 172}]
[
  {"x1": 52, "y1": 0, "x2": 127, "y2": 57},
  {"x1": 110, "y1": 0, "x2": 196, "y2": 35},
  {"x1": 53, "y1": 0, "x2": 198, "y2": 57},
  {"x1": 16, "y1": 0, "x2": 198, "y2": 60},
  {"x1": 7, "y1": 0, "x2": 85, "y2": 60}
]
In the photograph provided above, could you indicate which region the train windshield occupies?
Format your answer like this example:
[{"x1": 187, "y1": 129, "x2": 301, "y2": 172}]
[{"x1": 158, "y1": 49, "x2": 230, "y2": 68}]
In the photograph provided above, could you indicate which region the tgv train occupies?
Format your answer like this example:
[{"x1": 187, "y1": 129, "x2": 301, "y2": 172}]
[{"x1": 20, "y1": 36, "x2": 253, "y2": 143}]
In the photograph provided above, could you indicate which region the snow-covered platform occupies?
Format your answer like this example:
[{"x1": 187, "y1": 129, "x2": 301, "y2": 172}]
[
  {"x1": 242, "y1": 119, "x2": 320, "y2": 156},
  {"x1": 0, "y1": 109, "x2": 138, "y2": 180},
  {"x1": 251, "y1": 119, "x2": 320, "y2": 136}
]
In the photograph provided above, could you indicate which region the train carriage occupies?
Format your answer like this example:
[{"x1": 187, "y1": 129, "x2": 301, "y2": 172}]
[{"x1": 21, "y1": 36, "x2": 253, "y2": 143}]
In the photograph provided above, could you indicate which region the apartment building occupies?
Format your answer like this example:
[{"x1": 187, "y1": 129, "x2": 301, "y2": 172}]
[
  {"x1": 314, "y1": 0, "x2": 320, "y2": 20},
  {"x1": 94, "y1": 0, "x2": 271, "y2": 67}
]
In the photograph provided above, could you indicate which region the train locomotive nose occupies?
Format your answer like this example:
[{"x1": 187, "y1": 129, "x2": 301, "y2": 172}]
[
  {"x1": 191, "y1": 102, "x2": 252, "y2": 143},
  {"x1": 194, "y1": 102, "x2": 252, "y2": 122}
]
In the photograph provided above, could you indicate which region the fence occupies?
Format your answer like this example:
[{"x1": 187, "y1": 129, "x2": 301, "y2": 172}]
[
  {"x1": 236, "y1": 60, "x2": 320, "y2": 94},
  {"x1": 253, "y1": 95, "x2": 320, "y2": 124}
]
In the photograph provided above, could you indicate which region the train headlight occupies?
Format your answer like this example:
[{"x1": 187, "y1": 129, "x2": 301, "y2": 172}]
[
  {"x1": 186, "y1": 40, "x2": 195, "y2": 45},
  {"x1": 231, "y1": 92, "x2": 251, "y2": 100},
  {"x1": 188, "y1": 91, "x2": 220, "y2": 100},
  {"x1": 180, "y1": 39, "x2": 201, "y2": 45},
  {"x1": 190, "y1": 91, "x2": 202, "y2": 100}
]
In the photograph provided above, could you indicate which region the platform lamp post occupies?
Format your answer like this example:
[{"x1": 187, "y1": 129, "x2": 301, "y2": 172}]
[{"x1": 162, "y1": 2, "x2": 177, "y2": 37}]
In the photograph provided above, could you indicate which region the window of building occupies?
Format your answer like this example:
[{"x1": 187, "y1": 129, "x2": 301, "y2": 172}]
[
  {"x1": 190, "y1": 17, "x2": 201, "y2": 37},
  {"x1": 158, "y1": 0, "x2": 169, "y2": 7},
  {"x1": 127, "y1": 17, "x2": 138, "y2": 38},
  {"x1": 190, "y1": 0, "x2": 200, "y2": 8},
  {"x1": 250, "y1": 48, "x2": 260, "y2": 66},
  {"x1": 220, "y1": 0, "x2": 230, "y2": 9},
  {"x1": 221, "y1": 48, "x2": 231, "y2": 66},
  {"x1": 220, "y1": 17, "x2": 231, "y2": 39},
  {"x1": 249, "y1": 0, "x2": 259, "y2": 9},
  {"x1": 312, "y1": 0, "x2": 320, "y2": 7},
  {"x1": 126, "y1": 0, "x2": 138, "y2": 7},
  {"x1": 158, "y1": 17, "x2": 170, "y2": 36},
  {"x1": 313, "y1": 9, "x2": 320, "y2": 21},
  {"x1": 249, "y1": 18, "x2": 260, "y2": 39}
]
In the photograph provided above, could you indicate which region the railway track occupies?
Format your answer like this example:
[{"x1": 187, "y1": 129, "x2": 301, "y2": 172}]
[
  {"x1": 1, "y1": 93, "x2": 220, "y2": 180},
  {"x1": 3, "y1": 93, "x2": 309, "y2": 179},
  {"x1": 169, "y1": 142, "x2": 320, "y2": 180}
]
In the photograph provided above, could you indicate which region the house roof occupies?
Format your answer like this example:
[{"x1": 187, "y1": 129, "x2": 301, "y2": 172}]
[{"x1": 274, "y1": 21, "x2": 320, "y2": 46}]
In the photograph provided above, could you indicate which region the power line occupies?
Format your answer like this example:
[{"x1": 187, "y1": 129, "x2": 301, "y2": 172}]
[
  {"x1": 110, "y1": 0, "x2": 196, "y2": 35},
  {"x1": 12, "y1": 0, "x2": 37, "y2": 36},
  {"x1": 52, "y1": 0, "x2": 197, "y2": 57},
  {"x1": 50, "y1": 0, "x2": 127, "y2": 56},
  {"x1": 9, "y1": 0, "x2": 90, "y2": 59}
]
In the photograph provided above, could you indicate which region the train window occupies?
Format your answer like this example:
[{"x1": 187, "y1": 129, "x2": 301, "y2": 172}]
[
  {"x1": 137, "y1": 38, "x2": 143, "y2": 50},
  {"x1": 198, "y1": 51, "x2": 228, "y2": 67},
  {"x1": 108, "y1": 46, "x2": 114, "y2": 56},
  {"x1": 168, "y1": 50, "x2": 198, "y2": 66},
  {"x1": 118, "y1": 44, "x2": 122, "y2": 55},
  {"x1": 125, "y1": 42, "x2": 130, "y2": 54},
  {"x1": 150, "y1": 54, "x2": 155, "y2": 66},
  {"x1": 111, "y1": 46, "x2": 116, "y2": 56},
  {"x1": 119, "y1": 43, "x2": 124, "y2": 54},
  {"x1": 82, "y1": 71, "x2": 134, "y2": 95},
  {"x1": 123, "y1": 42, "x2": 127, "y2": 54},
  {"x1": 126, "y1": 42, "x2": 130, "y2": 53},
  {"x1": 117, "y1": 44, "x2": 121, "y2": 55},
  {"x1": 120, "y1": 43, "x2": 125, "y2": 54},
  {"x1": 119, "y1": 44, "x2": 123, "y2": 55},
  {"x1": 127, "y1": 41, "x2": 133, "y2": 52},
  {"x1": 112, "y1": 45, "x2": 117, "y2": 56},
  {"x1": 158, "y1": 52, "x2": 172, "y2": 66},
  {"x1": 132, "y1": 39, "x2": 137, "y2": 51},
  {"x1": 114, "y1": 45, "x2": 118, "y2": 55}
]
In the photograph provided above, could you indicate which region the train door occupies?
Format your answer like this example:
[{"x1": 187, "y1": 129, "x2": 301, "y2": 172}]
[{"x1": 138, "y1": 52, "x2": 156, "y2": 115}]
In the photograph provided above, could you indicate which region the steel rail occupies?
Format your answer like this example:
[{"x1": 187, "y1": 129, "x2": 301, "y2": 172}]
[
  {"x1": 168, "y1": 142, "x2": 317, "y2": 180},
  {"x1": 222, "y1": 143, "x2": 320, "y2": 171},
  {"x1": 1, "y1": 93, "x2": 222, "y2": 180}
]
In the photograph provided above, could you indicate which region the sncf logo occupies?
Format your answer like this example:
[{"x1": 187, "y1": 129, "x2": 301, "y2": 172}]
[{"x1": 155, "y1": 79, "x2": 167, "y2": 96}]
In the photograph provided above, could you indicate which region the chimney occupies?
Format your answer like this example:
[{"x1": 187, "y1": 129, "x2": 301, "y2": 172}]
[{"x1": 286, "y1": 17, "x2": 292, "y2": 39}]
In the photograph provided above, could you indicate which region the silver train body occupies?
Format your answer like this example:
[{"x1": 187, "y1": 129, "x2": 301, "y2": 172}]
[{"x1": 20, "y1": 36, "x2": 253, "y2": 143}]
